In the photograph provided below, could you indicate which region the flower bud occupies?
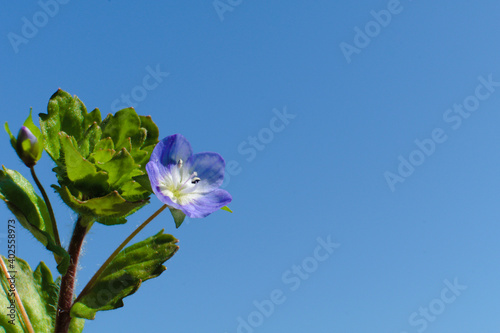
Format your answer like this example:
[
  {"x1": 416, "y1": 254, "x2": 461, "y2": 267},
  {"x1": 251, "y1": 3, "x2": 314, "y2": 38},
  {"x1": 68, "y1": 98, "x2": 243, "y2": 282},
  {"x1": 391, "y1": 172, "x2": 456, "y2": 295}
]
[
  {"x1": 5, "y1": 110, "x2": 44, "y2": 168},
  {"x1": 16, "y1": 126, "x2": 42, "y2": 167}
]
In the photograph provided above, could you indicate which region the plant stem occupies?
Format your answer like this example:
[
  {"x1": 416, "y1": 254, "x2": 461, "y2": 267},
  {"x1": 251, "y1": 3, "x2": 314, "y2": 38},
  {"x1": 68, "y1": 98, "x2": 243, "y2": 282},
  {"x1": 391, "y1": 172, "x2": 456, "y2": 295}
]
[
  {"x1": 0, "y1": 255, "x2": 34, "y2": 333},
  {"x1": 54, "y1": 216, "x2": 90, "y2": 333},
  {"x1": 30, "y1": 166, "x2": 61, "y2": 247},
  {"x1": 75, "y1": 204, "x2": 168, "y2": 303}
]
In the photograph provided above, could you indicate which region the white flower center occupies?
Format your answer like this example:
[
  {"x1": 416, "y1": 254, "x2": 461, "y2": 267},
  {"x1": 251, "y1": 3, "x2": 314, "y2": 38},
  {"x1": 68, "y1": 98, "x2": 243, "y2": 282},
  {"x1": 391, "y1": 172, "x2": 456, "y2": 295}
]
[{"x1": 158, "y1": 159, "x2": 202, "y2": 205}]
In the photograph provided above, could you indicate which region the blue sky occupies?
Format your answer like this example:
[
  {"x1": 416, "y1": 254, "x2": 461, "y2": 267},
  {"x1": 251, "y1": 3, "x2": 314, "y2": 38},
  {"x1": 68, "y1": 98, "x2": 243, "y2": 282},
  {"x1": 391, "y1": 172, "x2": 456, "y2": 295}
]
[{"x1": 2, "y1": 1, "x2": 500, "y2": 332}]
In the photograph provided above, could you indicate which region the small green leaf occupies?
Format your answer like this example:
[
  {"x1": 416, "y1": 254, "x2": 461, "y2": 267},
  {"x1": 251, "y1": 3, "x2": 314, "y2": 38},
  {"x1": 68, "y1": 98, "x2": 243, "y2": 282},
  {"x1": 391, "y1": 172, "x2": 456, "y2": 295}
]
[
  {"x1": 77, "y1": 121, "x2": 102, "y2": 159},
  {"x1": 101, "y1": 108, "x2": 142, "y2": 151},
  {"x1": 71, "y1": 230, "x2": 178, "y2": 320},
  {"x1": 68, "y1": 316, "x2": 85, "y2": 333},
  {"x1": 221, "y1": 206, "x2": 233, "y2": 213},
  {"x1": 0, "y1": 257, "x2": 84, "y2": 332},
  {"x1": 83, "y1": 108, "x2": 102, "y2": 131},
  {"x1": 59, "y1": 133, "x2": 109, "y2": 195},
  {"x1": 130, "y1": 148, "x2": 149, "y2": 169},
  {"x1": 53, "y1": 186, "x2": 149, "y2": 225},
  {"x1": 98, "y1": 149, "x2": 141, "y2": 188},
  {"x1": 94, "y1": 137, "x2": 114, "y2": 151},
  {"x1": 89, "y1": 148, "x2": 115, "y2": 165},
  {"x1": 0, "y1": 167, "x2": 70, "y2": 274},
  {"x1": 139, "y1": 115, "x2": 159, "y2": 147},
  {"x1": 4, "y1": 122, "x2": 16, "y2": 151},
  {"x1": 132, "y1": 174, "x2": 153, "y2": 193},
  {"x1": 40, "y1": 89, "x2": 101, "y2": 162},
  {"x1": 169, "y1": 207, "x2": 186, "y2": 228},
  {"x1": 89, "y1": 138, "x2": 115, "y2": 164},
  {"x1": 119, "y1": 181, "x2": 150, "y2": 202}
]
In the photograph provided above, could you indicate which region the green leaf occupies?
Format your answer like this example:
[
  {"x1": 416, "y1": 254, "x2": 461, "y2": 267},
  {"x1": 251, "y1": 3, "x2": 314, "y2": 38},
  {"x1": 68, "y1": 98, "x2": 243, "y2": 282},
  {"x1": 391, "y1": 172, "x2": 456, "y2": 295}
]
[
  {"x1": 169, "y1": 207, "x2": 186, "y2": 228},
  {"x1": 77, "y1": 121, "x2": 102, "y2": 159},
  {"x1": 0, "y1": 167, "x2": 70, "y2": 275},
  {"x1": 59, "y1": 133, "x2": 109, "y2": 195},
  {"x1": 40, "y1": 89, "x2": 101, "y2": 161},
  {"x1": 4, "y1": 122, "x2": 16, "y2": 151},
  {"x1": 139, "y1": 115, "x2": 159, "y2": 147},
  {"x1": 71, "y1": 230, "x2": 179, "y2": 320},
  {"x1": 98, "y1": 149, "x2": 141, "y2": 188},
  {"x1": 132, "y1": 174, "x2": 153, "y2": 193},
  {"x1": 68, "y1": 316, "x2": 85, "y2": 333},
  {"x1": 119, "y1": 181, "x2": 150, "y2": 202},
  {"x1": 89, "y1": 138, "x2": 115, "y2": 164},
  {"x1": 53, "y1": 186, "x2": 149, "y2": 225},
  {"x1": 101, "y1": 108, "x2": 143, "y2": 151},
  {"x1": 129, "y1": 148, "x2": 149, "y2": 170},
  {"x1": 0, "y1": 257, "x2": 85, "y2": 332},
  {"x1": 221, "y1": 206, "x2": 233, "y2": 213},
  {"x1": 83, "y1": 108, "x2": 102, "y2": 132}
]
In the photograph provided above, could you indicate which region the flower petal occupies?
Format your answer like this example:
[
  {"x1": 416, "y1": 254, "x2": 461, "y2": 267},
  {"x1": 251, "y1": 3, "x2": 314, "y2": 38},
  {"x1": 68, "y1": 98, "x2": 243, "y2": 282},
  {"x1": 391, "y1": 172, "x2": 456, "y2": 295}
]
[
  {"x1": 181, "y1": 189, "x2": 232, "y2": 218},
  {"x1": 186, "y1": 152, "x2": 225, "y2": 193},
  {"x1": 150, "y1": 134, "x2": 192, "y2": 166},
  {"x1": 146, "y1": 161, "x2": 178, "y2": 206},
  {"x1": 145, "y1": 160, "x2": 161, "y2": 188}
]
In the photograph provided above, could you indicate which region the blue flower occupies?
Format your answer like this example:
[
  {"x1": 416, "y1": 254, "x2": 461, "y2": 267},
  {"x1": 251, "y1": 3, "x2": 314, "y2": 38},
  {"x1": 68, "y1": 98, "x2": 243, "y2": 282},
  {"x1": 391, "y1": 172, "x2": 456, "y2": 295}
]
[{"x1": 146, "y1": 134, "x2": 232, "y2": 218}]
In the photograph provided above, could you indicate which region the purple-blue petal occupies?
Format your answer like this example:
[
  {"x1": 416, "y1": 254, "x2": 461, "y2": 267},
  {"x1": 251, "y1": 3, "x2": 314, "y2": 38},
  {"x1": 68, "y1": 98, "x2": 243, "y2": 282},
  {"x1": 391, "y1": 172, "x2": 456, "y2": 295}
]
[
  {"x1": 181, "y1": 189, "x2": 232, "y2": 218},
  {"x1": 186, "y1": 152, "x2": 225, "y2": 191},
  {"x1": 146, "y1": 160, "x2": 182, "y2": 209},
  {"x1": 18, "y1": 126, "x2": 37, "y2": 145},
  {"x1": 145, "y1": 160, "x2": 161, "y2": 188},
  {"x1": 150, "y1": 134, "x2": 192, "y2": 166}
]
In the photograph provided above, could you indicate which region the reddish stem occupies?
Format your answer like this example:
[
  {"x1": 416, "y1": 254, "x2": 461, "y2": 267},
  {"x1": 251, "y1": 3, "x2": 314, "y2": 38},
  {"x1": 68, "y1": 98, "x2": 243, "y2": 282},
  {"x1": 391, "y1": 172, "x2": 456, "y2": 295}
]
[{"x1": 54, "y1": 217, "x2": 89, "y2": 333}]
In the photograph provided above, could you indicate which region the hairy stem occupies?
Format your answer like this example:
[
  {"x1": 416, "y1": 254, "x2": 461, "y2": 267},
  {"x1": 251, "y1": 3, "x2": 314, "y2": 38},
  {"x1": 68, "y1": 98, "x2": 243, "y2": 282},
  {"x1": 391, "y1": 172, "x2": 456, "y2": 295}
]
[
  {"x1": 30, "y1": 166, "x2": 61, "y2": 247},
  {"x1": 75, "y1": 204, "x2": 168, "y2": 303},
  {"x1": 0, "y1": 256, "x2": 34, "y2": 333},
  {"x1": 54, "y1": 216, "x2": 90, "y2": 333}
]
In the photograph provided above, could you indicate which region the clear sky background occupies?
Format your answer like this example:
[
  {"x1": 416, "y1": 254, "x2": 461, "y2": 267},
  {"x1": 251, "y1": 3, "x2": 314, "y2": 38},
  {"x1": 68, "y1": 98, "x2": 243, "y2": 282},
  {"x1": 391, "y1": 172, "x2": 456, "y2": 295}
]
[{"x1": 2, "y1": 1, "x2": 500, "y2": 332}]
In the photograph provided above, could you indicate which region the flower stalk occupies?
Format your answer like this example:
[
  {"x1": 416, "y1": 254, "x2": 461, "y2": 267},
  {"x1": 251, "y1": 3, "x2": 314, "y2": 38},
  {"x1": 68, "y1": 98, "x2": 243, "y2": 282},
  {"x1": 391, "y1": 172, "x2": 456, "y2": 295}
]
[
  {"x1": 75, "y1": 204, "x2": 168, "y2": 304},
  {"x1": 30, "y1": 166, "x2": 61, "y2": 247}
]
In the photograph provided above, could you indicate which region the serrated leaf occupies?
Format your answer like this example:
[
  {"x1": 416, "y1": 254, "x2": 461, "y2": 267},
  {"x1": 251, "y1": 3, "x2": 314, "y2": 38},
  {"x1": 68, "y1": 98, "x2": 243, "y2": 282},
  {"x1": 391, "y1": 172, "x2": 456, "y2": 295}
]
[
  {"x1": 89, "y1": 148, "x2": 115, "y2": 165},
  {"x1": 71, "y1": 230, "x2": 178, "y2": 320},
  {"x1": 83, "y1": 108, "x2": 102, "y2": 131},
  {"x1": 98, "y1": 149, "x2": 141, "y2": 188},
  {"x1": 77, "y1": 122, "x2": 102, "y2": 159},
  {"x1": 40, "y1": 89, "x2": 101, "y2": 161},
  {"x1": 139, "y1": 115, "x2": 159, "y2": 147},
  {"x1": 101, "y1": 108, "x2": 142, "y2": 151},
  {"x1": 53, "y1": 186, "x2": 148, "y2": 225},
  {"x1": 0, "y1": 257, "x2": 84, "y2": 333},
  {"x1": 59, "y1": 133, "x2": 109, "y2": 195},
  {"x1": 89, "y1": 138, "x2": 115, "y2": 164},
  {"x1": 119, "y1": 181, "x2": 150, "y2": 202},
  {"x1": 94, "y1": 137, "x2": 114, "y2": 151},
  {"x1": 0, "y1": 167, "x2": 69, "y2": 274},
  {"x1": 130, "y1": 148, "x2": 149, "y2": 169},
  {"x1": 169, "y1": 207, "x2": 186, "y2": 228}
]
